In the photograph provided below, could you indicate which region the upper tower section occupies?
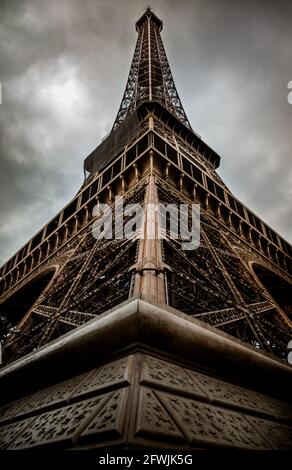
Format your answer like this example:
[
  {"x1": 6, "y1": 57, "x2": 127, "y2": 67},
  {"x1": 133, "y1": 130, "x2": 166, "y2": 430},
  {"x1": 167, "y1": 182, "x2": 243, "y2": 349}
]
[
  {"x1": 135, "y1": 6, "x2": 163, "y2": 31},
  {"x1": 112, "y1": 7, "x2": 192, "y2": 131}
]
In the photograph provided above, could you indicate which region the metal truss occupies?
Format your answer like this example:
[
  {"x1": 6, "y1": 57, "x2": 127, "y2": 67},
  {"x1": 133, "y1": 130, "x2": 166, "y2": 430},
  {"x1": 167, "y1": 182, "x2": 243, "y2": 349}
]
[
  {"x1": 3, "y1": 170, "x2": 291, "y2": 362},
  {"x1": 4, "y1": 180, "x2": 147, "y2": 361},
  {"x1": 113, "y1": 9, "x2": 191, "y2": 130},
  {"x1": 157, "y1": 177, "x2": 291, "y2": 359}
]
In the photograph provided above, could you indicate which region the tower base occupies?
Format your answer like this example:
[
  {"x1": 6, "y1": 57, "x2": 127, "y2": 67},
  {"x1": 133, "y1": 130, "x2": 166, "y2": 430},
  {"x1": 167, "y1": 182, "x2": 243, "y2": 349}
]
[{"x1": 1, "y1": 299, "x2": 292, "y2": 450}]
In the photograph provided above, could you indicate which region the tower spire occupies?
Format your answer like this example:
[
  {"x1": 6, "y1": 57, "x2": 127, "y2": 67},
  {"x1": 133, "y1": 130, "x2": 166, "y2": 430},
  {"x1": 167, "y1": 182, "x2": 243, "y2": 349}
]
[{"x1": 113, "y1": 8, "x2": 191, "y2": 130}]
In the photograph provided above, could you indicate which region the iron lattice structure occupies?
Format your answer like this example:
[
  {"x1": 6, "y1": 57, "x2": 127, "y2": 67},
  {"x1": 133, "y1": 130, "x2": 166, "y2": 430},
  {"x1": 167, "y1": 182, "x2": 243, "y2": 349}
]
[
  {"x1": 113, "y1": 7, "x2": 191, "y2": 131},
  {"x1": 0, "y1": 8, "x2": 291, "y2": 364}
]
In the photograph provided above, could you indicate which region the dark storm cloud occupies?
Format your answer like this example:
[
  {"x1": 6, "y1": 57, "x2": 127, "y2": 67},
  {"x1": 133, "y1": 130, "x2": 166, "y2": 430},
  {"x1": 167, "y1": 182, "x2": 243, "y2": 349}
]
[{"x1": 0, "y1": 0, "x2": 291, "y2": 263}]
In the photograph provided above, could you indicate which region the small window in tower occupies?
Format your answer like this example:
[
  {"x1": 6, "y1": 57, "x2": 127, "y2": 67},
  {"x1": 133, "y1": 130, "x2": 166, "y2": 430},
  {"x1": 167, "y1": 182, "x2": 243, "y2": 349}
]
[
  {"x1": 253, "y1": 216, "x2": 263, "y2": 234},
  {"x1": 236, "y1": 201, "x2": 245, "y2": 219},
  {"x1": 102, "y1": 167, "x2": 112, "y2": 187},
  {"x1": 166, "y1": 144, "x2": 178, "y2": 165},
  {"x1": 182, "y1": 157, "x2": 192, "y2": 175},
  {"x1": 228, "y1": 195, "x2": 237, "y2": 212},
  {"x1": 154, "y1": 134, "x2": 166, "y2": 155},
  {"x1": 215, "y1": 184, "x2": 225, "y2": 203},
  {"x1": 81, "y1": 187, "x2": 91, "y2": 206},
  {"x1": 91, "y1": 179, "x2": 99, "y2": 197},
  {"x1": 113, "y1": 158, "x2": 122, "y2": 177},
  {"x1": 265, "y1": 225, "x2": 272, "y2": 241},
  {"x1": 138, "y1": 135, "x2": 148, "y2": 155},
  {"x1": 192, "y1": 166, "x2": 203, "y2": 184},
  {"x1": 31, "y1": 231, "x2": 44, "y2": 251},
  {"x1": 46, "y1": 216, "x2": 60, "y2": 236},
  {"x1": 248, "y1": 212, "x2": 256, "y2": 229},
  {"x1": 269, "y1": 229, "x2": 279, "y2": 245},
  {"x1": 206, "y1": 177, "x2": 216, "y2": 195},
  {"x1": 126, "y1": 145, "x2": 137, "y2": 166}
]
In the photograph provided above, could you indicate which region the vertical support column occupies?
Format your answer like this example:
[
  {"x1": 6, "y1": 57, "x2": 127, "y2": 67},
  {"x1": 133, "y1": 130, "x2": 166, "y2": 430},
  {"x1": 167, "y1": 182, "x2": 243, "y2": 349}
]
[
  {"x1": 216, "y1": 202, "x2": 222, "y2": 221},
  {"x1": 148, "y1": 115, "x2": 154, "y2": 130},
  {"x1": 23, "y1": 261, "x2": 27, "y2": 276},
  {"x1": 205, "y1": 193, "x2": 210, "y2": 212},
  {"x1": 275, "y1": 248, "x2": 280, "y2": 265},
  {"x1": 47, "y1": 239, "x2": 51, "y2": 256},
  {"x1": 120, "y1": 175, "x2": 126, "y2": 195},
  {"x1": 193, "y1": 183, "x2": 199, "y2": 203},
  {"x1": 257, "y1": 235, "x2": 262, "y2": 253},
  {"x1": 55, "y1": 232, "x2": 60, "y2": 249},
  {"x1": 164, "y1": 162, "x2": 170, "y2": 181},
  {"x1": 84, "y1": 206, "x2": 89, "y2": 226},
  {"x1": 228, "y1": 210, "x2": 233, "y2": 229},
  {"x1": 64, "y1": 224, "x2": 69, "y2": 243},
  {"x1": 73, "y1": 215, "x2": 79, "y2": 235},
  {"x1": 133, "y1": 172, "x2": 166, "y2": 304},
  {"x1": 238, "y1": 219, "x2": 243, "y2": 237},
  {"x1": 147, "y1": 15, "x2": 152, "y2": 101},
  {"x1": 179, "y1": 173, "x2": 184, "y2": 192},
  {"x1": 248, "y1": 227, "x2": 253, "y2": 246},
  {"x1": 38, "y1": 247, "x2": 42, "y2": 264},
  {"x1": 133, "y1": 163, "x2": 140, "y2": 183}
]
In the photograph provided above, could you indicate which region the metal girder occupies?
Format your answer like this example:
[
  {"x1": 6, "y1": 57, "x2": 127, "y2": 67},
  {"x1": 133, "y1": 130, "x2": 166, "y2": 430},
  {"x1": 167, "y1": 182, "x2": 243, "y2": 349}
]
[
  {"x1": 156, "y1": 176, "x2": 291, "y2": 359},
  {"x1": 113, "y1": 10, "x2": 191, "y2": 130}
]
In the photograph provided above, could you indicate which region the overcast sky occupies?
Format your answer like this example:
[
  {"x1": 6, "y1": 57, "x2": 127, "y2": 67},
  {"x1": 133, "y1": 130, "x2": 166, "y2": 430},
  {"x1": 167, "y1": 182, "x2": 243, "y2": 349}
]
[{"x1": 0, "y1": 0, "x2": 291, "y2": 264}]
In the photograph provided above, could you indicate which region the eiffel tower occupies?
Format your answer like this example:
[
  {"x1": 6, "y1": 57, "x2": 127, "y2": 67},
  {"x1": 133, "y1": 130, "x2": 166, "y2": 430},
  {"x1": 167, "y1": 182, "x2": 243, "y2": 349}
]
[{"x1": 0, "y1": 8, "x2": 292, "y2": 451}]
